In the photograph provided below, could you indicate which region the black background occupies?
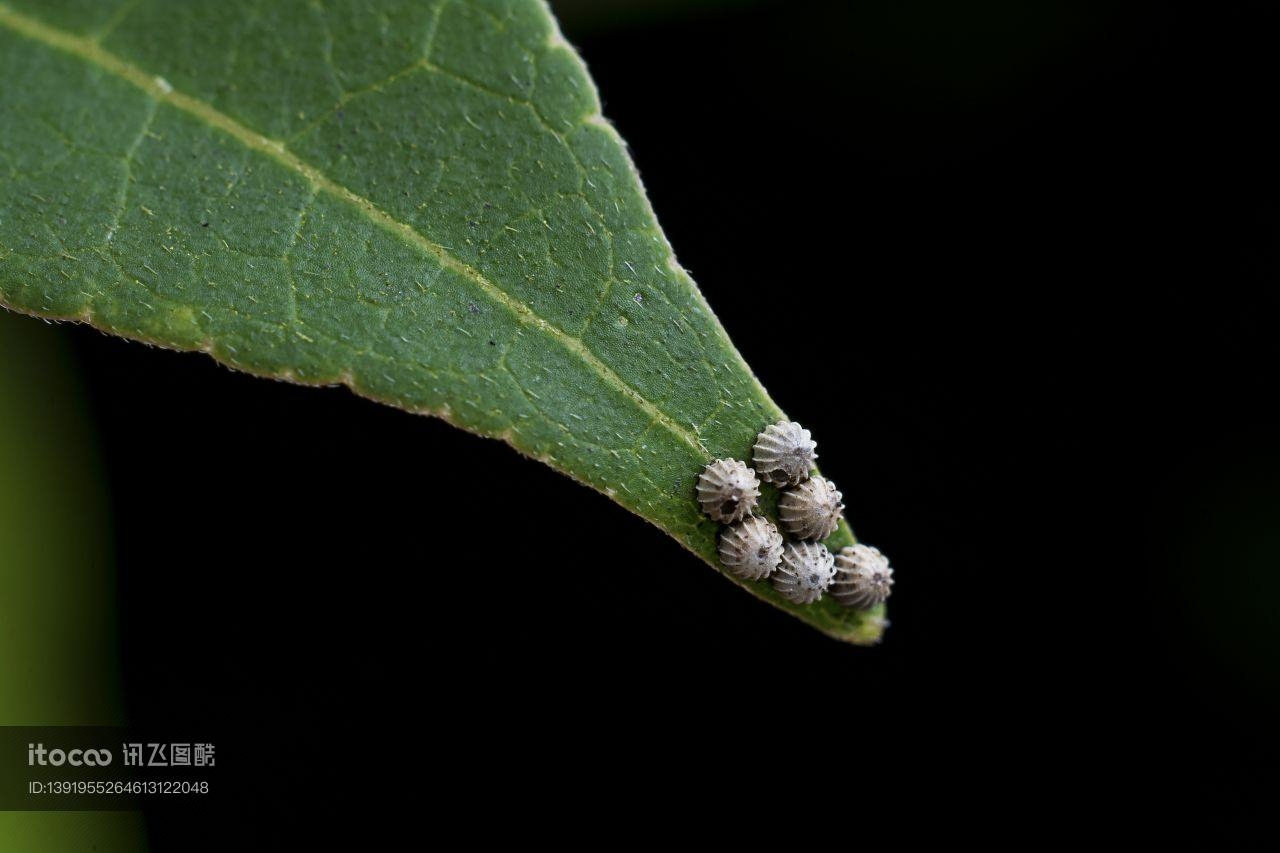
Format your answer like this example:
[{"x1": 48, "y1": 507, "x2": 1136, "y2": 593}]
[{"x1": 32, "y1": 0, "x2": 1276, "y2": 839}]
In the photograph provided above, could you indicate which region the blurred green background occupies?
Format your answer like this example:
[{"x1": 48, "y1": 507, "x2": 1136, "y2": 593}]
[{"x1": 0, "y1": 312, "x2": 145, "y2": 849}]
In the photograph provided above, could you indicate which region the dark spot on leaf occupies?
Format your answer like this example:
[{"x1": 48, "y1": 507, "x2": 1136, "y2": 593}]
[
  {"x1": 488, "y1": 340, "x2": 495, "y2": 346},
  {"x1": 467, "y1": 303, "x2": 479, "y2": 314},
  {"x1": 201, "y1": 222, "x2": 209, "y2": 228}
]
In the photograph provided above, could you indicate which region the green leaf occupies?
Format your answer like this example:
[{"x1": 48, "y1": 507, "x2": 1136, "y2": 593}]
[{"x1": 0, "y1": 0, "x2": 885, "y2": 644}]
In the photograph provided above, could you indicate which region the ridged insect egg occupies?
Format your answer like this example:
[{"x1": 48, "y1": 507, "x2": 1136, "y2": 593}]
[
  {"x1": 696, "y1": 458, "x2": 760, "y2": 524},
  {"x1": 718, "y1": 516, "x2": 784, "y2": 581},
  {"x1": 778, "y1": 475, "x2": 844, "y2": 541},
  {"x1": 752, "y1": 421, "x2": 817, "y2": 486},
  {"x1": 773, "y1": 541, "x2": 835, "y2": 604},
  {"x1": 831, "y1": 544, "x2": 894, "y2": 609}
]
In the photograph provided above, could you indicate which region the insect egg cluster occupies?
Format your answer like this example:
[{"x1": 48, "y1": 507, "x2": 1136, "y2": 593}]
[{"x1": 695, "y1": 420, "x2": 893, "y2": 610}]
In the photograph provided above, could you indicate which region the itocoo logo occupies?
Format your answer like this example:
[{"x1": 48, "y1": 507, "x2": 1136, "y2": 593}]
[{"x1": 27, "y1": 743, "x2": 112, "y2": 767}]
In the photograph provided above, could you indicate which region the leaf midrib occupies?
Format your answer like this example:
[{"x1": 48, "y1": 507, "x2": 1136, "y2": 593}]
[{"x1": 0, "y1": 2, "x2": 710, "y2": 459}]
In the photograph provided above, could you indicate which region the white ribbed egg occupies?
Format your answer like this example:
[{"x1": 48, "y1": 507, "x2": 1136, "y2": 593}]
[
  {"x1": 718, "y1": 516, "x2": 784, "y2": 581},
  {"x1": 831, "y1": 544, "x2": 894, "y2": 609},
  {"x1": 772, "y1": 541, "x2": 835, "y2": 604},
  {"x1": 777, "y1": 475, "x2": 843, "y2": 541},
  {"x1": 696, "y1": 458, "x2": 760, "y2": 524},
  {"x1": 751, "y1": 421, "x2": 817, "y2": 486}
]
